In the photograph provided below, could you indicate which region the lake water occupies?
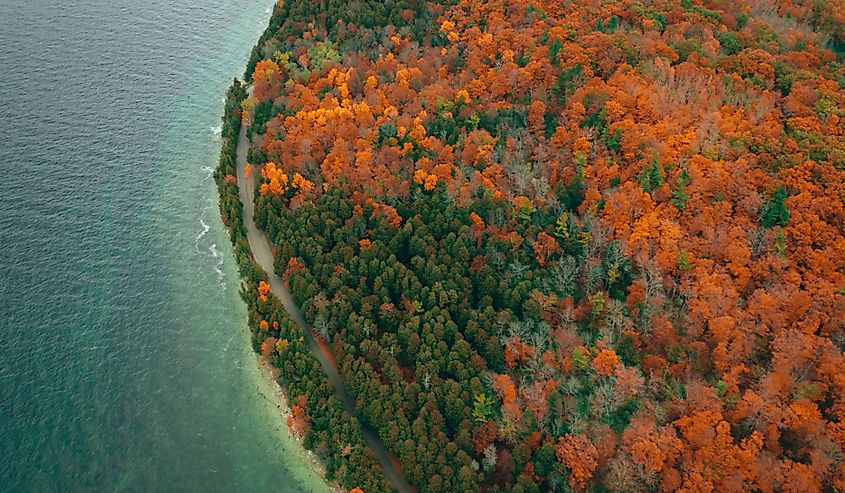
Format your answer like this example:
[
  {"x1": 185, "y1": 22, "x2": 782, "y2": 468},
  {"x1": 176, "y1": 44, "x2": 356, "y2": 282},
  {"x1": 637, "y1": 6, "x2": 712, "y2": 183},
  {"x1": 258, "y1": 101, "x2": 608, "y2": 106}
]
[{"x1": 0, "y1": 0, "x2": 330, "y2": 491}]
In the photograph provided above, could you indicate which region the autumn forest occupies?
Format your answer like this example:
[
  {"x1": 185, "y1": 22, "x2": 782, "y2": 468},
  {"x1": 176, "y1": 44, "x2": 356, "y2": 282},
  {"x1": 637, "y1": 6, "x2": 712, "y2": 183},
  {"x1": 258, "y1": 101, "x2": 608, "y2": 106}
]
[{"x1": 215, "y1": 0, "x2": 845, "y2": 491}]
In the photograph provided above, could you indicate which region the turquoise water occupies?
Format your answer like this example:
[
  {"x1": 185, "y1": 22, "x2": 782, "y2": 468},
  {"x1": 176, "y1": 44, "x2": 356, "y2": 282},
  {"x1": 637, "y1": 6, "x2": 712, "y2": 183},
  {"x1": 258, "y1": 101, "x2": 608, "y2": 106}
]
[{"x1": 0, "y1": 1, "x2": 330, "y2": 491}]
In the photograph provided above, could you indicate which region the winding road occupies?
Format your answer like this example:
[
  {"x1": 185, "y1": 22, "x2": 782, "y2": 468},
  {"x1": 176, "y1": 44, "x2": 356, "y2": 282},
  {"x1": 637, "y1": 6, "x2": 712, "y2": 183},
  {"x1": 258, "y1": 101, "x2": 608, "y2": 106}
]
[{"x1": 236, "y1": 92, "x2": 412, "y2": 493}]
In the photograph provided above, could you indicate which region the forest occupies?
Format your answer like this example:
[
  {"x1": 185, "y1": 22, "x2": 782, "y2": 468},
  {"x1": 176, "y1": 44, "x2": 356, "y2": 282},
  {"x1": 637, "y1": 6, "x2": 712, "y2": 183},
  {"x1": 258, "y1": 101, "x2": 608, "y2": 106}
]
[{"x1": 217, "y1": 0, "x2": 845, "y2": 491}]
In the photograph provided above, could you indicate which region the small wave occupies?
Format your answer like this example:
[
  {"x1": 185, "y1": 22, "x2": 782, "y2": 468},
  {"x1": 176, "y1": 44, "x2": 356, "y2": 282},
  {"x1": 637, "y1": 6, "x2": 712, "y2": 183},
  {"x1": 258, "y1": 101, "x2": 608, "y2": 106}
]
[
  {"x1": 195, "y1": 206, "x2": 227, "y2": 287},
  {"x1": 211, "y1": 244, "x2": 226, "y2": 285},
  {"x1": 221, "y1": 336, "x2": 235, "y2": 361},
  {"x1": 195, "y1": 218, "x2": 211, "y2": 253}
]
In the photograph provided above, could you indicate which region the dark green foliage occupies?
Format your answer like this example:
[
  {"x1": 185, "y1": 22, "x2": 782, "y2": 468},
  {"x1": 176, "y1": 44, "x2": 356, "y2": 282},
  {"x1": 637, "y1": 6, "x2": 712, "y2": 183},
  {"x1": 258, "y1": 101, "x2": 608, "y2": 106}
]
[
  {"x1": 717, "y1": 31, "x2": 743, "y2": 55},
  {"x1": 672, "y1": 169, "x2": 691, "y2": 210},
  {"x1": 475, "y1": 107, "x2": 528, "y2": 141},
  {"x1": 244, "y1": 5, "x2": 287, "y2": 80},
  {"x1": 615, "y1": 333, "x2": 640, "y2": 367},
  {"x1": 595, "y1": 16, "x2": 618, "y2": 33},
  {"x1": 674, "y1": 38, "x2": 704, "y2": 63},
  {"x1": 544, "y1": 111, "x2": 558, "y2": 138},
  {"x1": 533, "y1": 442, "x2": 556, "y2": 477},
  {"x1": 604, "y1": 128, "x2": 622, "y2": 152},
  {"x1": 580, "y1": 106, "x2": 606, "y2": 131},
  {"x1": 214, "y1": 78, "x2": 249, "y2": 256},
  {"x1": 760, "y1": 185, "x2": 790, "y2": 228},
  {"x1": 262, "y1": 188, "x2": 560, "y2": 492},
  {"x1": 249, "y1": 99, "x2": 274, "y2": 138},
  {"x1": 556, "y1": 175, "x2": 585, "y2": 212},
  {"x1": 244, "y1": 140, "x2": 668, "y2": 488},
  {"x1": 246, "y1": 0, "x2": 444, "y2": 82},
  {"x1": 549, "y1": 37, "x2": 563, "y2": 65},
  {"x1": 651, "y1": 12, "x2": 668, "y2": 32},
  {"x1": 605, "y1": 398, "x2": 639, "y2": 433},
  {"x1": 580, "y1": 95, "x2": 625, "y2": 154},
  {"x1": 551, "y1": 64, "x2": 584, "y2": 102},
  {"x1": 378, "y1": 122, "x2": 398, "y2": 144},
  {"x1": 637, "y1": 157, "x2": 665, "y2": 193}
]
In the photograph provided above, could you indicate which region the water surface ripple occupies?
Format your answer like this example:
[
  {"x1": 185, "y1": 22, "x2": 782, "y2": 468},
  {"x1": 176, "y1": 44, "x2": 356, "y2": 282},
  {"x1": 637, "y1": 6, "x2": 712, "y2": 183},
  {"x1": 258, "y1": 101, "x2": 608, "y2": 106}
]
[{"x1": 0, "y1": 1, "x2": 329, "y2": 491}]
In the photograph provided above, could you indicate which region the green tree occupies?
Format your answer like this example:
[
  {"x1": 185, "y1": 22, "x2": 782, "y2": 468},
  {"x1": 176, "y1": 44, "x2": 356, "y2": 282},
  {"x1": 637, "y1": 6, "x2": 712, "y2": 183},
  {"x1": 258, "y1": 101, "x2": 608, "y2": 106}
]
[{"x1": 760, "y1": 185, "x2": 790, "y2": 228}]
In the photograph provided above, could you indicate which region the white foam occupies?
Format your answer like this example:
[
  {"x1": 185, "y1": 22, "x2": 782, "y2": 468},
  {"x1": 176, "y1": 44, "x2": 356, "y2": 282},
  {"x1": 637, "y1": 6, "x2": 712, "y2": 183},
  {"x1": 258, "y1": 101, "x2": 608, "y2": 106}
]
[
  {"x1": 196, "y1": 203, "x2": 228, "y2": 288},
  {"x1": 210, "y1": 243, "x2": 226, "y2": 285},
  {"x1": 195, "y1": 217, "x2": 211, "y2": 253}
]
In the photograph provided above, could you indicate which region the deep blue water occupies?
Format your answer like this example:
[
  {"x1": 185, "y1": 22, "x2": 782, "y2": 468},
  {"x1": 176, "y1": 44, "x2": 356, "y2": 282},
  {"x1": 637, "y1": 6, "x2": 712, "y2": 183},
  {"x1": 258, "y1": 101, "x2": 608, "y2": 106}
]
[{"x1": 0, "y1": 1, "x2": 330, "y2": 491}]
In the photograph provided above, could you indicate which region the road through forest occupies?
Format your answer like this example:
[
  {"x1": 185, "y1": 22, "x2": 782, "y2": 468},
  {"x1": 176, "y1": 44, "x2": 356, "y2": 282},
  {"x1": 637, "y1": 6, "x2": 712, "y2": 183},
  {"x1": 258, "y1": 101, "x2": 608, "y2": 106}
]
[{"x1": 235, "y1": 93, "x2": 412, "y2": 493}]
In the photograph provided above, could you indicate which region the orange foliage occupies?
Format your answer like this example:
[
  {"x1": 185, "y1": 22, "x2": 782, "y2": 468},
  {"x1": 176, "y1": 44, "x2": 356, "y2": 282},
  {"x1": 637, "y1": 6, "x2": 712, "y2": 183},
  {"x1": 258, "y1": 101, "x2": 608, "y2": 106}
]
[
  {"x1": 287, "y1": 395, "x2": 310, "y2": 438},
  {"x1": 533, "y1": 232, "x2": 561, "y2": 266},
  {"x1": 492, "y1": 373, "x2": 520, "y2": 421},
  {"x1": 257, "y1": 280, "x2": 270, "y2": 302},
  {"x1": 240, "y1": 0, "x2": 845, "y2": 489},
  {"x1": 261, "y1": 336, "x2": 276, "y2": 359},
  {"x1": 259, "y1": 162, "x2": 288, "y2": 196},
  {"x1": 556, "y1": 434, "x2": 599, "y2": 490},
  {"x1": 504, "y1": 337, "x2": 535, "y2": 369},
  {"x1": 592, "y1": 349, "x2": 620, "y2": 377}
]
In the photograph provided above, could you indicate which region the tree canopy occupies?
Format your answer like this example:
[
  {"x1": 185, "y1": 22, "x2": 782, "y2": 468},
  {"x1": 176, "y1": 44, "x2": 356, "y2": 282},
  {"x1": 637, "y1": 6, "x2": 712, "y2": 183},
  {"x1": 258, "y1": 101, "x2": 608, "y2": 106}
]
[{"x1": 218, "y1": 0, "x2": 845, "y2": 491}]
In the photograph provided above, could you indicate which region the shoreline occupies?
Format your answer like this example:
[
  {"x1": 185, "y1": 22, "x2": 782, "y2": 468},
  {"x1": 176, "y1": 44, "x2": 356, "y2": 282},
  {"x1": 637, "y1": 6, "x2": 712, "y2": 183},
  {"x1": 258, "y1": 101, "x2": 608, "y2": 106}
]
[
  {"x1": 254, "y1": 356, "x2": 343, "y2": 493},
  {"x1": 215, "y1": 79, "x2": 340, "y2": 492}
]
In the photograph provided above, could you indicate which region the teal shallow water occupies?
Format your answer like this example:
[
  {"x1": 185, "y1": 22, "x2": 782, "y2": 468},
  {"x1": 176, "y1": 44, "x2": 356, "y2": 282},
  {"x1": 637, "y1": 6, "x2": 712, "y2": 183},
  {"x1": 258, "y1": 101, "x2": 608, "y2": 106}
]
[{"x1": 0, "y1": 1, "x2": 330, "y2": 491}]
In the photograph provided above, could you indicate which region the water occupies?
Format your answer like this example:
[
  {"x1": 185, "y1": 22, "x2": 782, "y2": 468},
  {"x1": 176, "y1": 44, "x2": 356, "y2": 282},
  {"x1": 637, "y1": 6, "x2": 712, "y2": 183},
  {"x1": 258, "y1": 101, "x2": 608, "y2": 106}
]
[{"x1": 0, "y1": 1, "x2": 331, "y2": 491}]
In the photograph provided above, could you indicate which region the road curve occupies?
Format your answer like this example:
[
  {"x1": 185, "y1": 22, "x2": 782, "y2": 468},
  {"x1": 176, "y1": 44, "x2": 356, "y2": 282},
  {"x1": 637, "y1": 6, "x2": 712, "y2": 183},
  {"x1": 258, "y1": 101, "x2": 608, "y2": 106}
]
[{"x1": 235, "y1": 92, "x2": 412, "y2": 493}]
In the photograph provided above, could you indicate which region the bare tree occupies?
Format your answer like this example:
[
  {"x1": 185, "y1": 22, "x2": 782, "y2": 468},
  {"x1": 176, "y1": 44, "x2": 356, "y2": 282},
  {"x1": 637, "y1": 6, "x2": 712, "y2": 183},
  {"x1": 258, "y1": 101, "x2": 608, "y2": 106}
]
[
  {"x1": 482, "y1": 444, "x2": 497, "y2": 472},
  {"x1": 509, "y1": 259, "x2": 528, "y2": 279},
  {"x1": 544, "y1": 255, "x2": 577, "y2": 295},
  {"x1": 602, "y1": 299, "x2": 630, "y2": 342},
  {"x1": 315, "y1": 316, "x2": 332, "y2": 341}
]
